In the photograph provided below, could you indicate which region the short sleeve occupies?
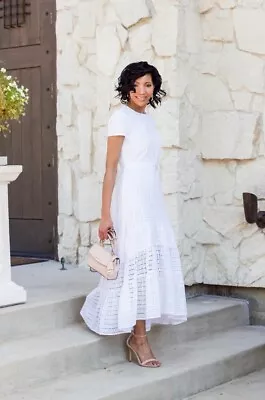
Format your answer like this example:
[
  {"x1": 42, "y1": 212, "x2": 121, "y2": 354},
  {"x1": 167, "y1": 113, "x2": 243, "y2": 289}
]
[{"x1": 108, "y1": 110, "x2": 128, "y2": 137}]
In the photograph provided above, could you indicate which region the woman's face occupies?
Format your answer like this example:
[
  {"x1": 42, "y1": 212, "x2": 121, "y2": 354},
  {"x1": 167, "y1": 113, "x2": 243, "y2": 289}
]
[{"x1": 129, "y1": 74, "x2": 154, "y2": 111}]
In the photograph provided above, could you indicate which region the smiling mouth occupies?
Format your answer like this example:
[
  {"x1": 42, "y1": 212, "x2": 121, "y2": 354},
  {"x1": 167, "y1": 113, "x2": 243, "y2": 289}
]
[{"x1": 135, "y1": 96, "x2": 148, "y2": 101}]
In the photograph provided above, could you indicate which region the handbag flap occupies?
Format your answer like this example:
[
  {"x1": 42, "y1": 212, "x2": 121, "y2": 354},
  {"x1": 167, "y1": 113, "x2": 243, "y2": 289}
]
[{"x1": 89, "y1": 243, "x2": 113, "y2": 265}]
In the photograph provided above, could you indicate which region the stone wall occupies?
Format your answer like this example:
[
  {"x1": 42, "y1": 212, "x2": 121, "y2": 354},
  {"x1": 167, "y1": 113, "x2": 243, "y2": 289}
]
[
  {"x1": 56, "y1": 0, "x2": 182, "y2": 266},
  {"x1": 56, "y1": 0, "x2": 265, "y2": 289},
  {"x1": 178, "y1": 0, "x2": 265, "y2": 287}
]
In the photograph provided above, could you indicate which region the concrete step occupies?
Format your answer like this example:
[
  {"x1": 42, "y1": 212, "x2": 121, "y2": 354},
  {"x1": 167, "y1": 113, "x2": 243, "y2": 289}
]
[
  {"x1": 149, "y1": 296, "x2": 249, "y2": 350},
  {"x1": 0, "y1": 296, "x2": 85, "y2": 343},
  {"x1": 0, "y1": 297, "x2": 249, "y2": 396},
  {"x1": 0, "y1": 291, "x2": 249, "y2": 343},
  {"x1": 0, "y1": 262, "x2": 99, "y2": 343},
  {"x1": 185, "y1": 369, "x2": 265, "y2": 399},
  {"x1": 4, "y1": 326, "x2": 265, "y2": 400},
  {"x1": 0, "y1": 296, "x2": 85, "y2": 344},
  {"x1": 3, "y1": 263, "x2": 247, "y2": 343}
]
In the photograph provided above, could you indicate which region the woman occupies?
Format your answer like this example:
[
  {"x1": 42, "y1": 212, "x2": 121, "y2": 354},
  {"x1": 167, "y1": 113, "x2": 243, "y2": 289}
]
[{"x1": 81, "y1": 61, "x2": 187, "y2": 368}]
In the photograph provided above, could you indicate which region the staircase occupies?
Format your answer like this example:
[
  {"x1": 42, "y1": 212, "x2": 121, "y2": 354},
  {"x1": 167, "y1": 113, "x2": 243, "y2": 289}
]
[{"x1": 1, "y1": 262, "x2": 265, "y2": 400}]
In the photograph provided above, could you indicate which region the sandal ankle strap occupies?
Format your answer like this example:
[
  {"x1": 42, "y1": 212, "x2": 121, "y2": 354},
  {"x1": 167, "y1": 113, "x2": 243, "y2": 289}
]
[{"x1": 133, "y1": 333, "x2": 147, "y2": 338}]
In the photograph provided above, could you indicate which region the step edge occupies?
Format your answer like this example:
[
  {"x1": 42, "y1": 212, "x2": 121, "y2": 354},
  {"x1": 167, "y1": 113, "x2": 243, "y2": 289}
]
[
  {"x1": 2, "y1": 331, "x2": 265, "y2": 399},
  {"x1": 0, "y1": 301, "x2": 250, "y2": 366}
]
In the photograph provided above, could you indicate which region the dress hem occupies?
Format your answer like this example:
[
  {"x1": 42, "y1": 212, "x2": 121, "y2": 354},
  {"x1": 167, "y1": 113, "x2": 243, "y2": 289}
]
[{"x1": 81, "y1": 313, "x2": 188, "y2": 336}]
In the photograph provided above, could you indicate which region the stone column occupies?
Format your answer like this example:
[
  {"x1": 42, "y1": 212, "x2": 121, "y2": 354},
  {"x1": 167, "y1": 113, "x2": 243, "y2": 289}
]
[{"x1": 0, "y1": 160, "x2": 27, "y2": 307}]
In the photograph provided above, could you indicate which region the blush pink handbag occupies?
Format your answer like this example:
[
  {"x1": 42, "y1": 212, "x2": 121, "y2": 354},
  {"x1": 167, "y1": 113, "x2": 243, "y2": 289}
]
[{"x1": 88, "y1": 230, "x2": 120, "y2": 280}]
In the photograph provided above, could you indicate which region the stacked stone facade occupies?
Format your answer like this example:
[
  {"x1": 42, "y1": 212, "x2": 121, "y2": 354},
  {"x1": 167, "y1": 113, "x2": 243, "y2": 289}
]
[{"x1": 56, "y1": 0, "x2": 265, "y2": 288}]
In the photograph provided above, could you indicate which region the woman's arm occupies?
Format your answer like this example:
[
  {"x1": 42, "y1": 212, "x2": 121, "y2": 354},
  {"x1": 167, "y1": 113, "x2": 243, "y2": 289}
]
[{"x1": 98, "y1": 136, "x2": 124, "y2": 240}]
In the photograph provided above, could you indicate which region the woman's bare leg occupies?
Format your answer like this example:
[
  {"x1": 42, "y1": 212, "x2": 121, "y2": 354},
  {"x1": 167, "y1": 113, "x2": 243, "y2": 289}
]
[{"x1": 129, "y1": 320, "x2": 161, "y2": 367}]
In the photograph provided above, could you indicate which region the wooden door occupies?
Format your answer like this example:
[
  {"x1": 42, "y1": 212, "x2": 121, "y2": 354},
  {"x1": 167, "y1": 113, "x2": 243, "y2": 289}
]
[{"x1": 0, "y1": 0, "x2": 57, "y2": 258}]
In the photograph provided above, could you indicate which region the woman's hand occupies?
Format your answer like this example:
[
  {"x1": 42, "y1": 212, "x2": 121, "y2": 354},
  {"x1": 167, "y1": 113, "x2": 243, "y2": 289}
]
[{"x1": 98, "y1": 217, "x2": 113, "y2": 241}]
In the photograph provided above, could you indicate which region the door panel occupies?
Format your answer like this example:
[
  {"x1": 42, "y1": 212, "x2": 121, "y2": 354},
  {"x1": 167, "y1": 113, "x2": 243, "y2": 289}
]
[{"x1": 0, "y1": 0, "x2": 57, "y2": 258}]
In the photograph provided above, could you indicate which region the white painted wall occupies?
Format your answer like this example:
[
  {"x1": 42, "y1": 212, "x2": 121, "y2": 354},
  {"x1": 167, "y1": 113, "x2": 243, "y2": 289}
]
[{"x1": 56, "y1": 0, "x2": 265, "y2": 288}]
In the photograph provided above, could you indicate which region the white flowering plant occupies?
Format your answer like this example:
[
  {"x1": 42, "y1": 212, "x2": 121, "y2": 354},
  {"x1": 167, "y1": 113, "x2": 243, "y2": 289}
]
[{"x1": 0, "y1": 67, "x2": 29, "y2": 133}]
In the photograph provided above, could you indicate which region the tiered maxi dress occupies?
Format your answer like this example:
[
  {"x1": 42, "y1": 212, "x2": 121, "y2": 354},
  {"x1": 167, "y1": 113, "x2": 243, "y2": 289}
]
[{"x1": 80, "y1": 105, "x2": 187, "y2": 335}]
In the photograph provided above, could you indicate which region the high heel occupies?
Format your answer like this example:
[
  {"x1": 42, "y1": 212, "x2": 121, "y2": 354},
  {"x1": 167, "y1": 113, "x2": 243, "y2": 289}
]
[
  {"x1": 128, "y1": 348, "x2": 132, "y2": 362},
  {"x1": 126, "y1": 332, "x2": 161, "y2": 368}
]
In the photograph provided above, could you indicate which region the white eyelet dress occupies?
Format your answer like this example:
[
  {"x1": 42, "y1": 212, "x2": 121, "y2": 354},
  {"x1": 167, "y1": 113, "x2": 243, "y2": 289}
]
[{"x1": 80, "y1": 105, "x2": 187, "y2": 335}]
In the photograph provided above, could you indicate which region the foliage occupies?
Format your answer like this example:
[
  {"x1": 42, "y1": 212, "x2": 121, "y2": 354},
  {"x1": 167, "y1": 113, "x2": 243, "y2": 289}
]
[{"x1": 0, "y1": 67, "x2": 29, "y2": 133}]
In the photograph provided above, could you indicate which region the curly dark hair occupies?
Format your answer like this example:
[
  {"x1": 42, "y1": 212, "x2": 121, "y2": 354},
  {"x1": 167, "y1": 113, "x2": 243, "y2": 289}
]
[{"x1": 115, "y1": 61, "x2": 166, "y2": 108}]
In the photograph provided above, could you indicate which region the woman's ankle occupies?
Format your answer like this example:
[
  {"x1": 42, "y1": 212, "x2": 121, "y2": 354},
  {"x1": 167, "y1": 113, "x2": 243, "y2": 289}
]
[
  {"x1": 133, "y1": 331, "x2": 146, "y2": 337},
  {"x1": 133, "y1": 320, "x2": 147, "y2": 338},
  {"x1": 131, "y1": 331, "x2": 147, "y2": 345}
]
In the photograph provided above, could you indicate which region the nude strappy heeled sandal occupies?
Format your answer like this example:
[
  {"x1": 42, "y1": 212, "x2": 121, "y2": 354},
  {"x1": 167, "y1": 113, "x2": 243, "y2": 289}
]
[{"x1": 126, "y1": 332, "x2": 161, "y2": 368}]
